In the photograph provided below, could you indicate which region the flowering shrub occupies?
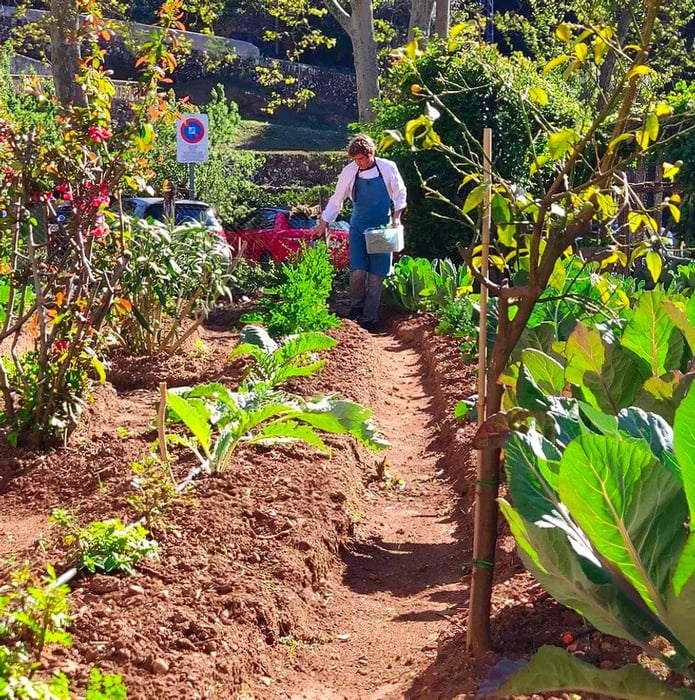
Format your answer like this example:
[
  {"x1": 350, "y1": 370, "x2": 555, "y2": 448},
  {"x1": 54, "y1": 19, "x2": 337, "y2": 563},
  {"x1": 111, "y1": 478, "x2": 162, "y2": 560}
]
[{"x1": 0, "y1": 0, "x2": 185, "y2": 446}]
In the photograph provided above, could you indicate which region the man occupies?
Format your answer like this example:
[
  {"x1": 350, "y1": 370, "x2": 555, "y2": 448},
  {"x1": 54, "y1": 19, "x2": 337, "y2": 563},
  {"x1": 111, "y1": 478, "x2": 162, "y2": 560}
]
[{"x1": 316, "y1": 135, "x2": 407, "y2": 332}]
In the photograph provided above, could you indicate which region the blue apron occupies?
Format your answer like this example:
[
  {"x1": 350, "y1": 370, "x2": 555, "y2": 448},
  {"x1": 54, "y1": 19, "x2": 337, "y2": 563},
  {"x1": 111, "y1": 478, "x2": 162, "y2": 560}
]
[{"x1": 349, "y1": 170, "x2": 392, "y2": 277}]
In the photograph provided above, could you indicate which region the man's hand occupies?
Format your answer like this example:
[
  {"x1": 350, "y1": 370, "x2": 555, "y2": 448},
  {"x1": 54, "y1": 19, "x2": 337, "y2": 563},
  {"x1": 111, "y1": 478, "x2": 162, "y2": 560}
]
[{"x1": 316, "y1": 220, "x2": 328, "y2": 238}]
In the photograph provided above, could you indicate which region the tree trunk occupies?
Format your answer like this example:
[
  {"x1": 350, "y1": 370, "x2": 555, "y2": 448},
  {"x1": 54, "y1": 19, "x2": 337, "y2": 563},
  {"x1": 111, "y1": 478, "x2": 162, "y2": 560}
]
[
  {"x1": 321, "y1": 0, "x2": 380, "y2": 122},
  {"x1": 349, "y1": 0, "x2": 380, "y2": 122},
  {"x1": 434, "y1": 0, "x2": 450, "y2": 37},
  {"x1": 408, "y1": 0, "x2": 435, "y2": 39},
  {"x1": 49, "y1": 0, "x2": 85, "y2": 107}
]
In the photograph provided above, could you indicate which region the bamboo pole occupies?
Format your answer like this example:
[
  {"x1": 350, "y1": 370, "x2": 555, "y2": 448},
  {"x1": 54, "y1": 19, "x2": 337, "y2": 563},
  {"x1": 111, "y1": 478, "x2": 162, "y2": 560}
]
[{"x1": 467, "y1": 127, "x2": 495, "y2": 652}]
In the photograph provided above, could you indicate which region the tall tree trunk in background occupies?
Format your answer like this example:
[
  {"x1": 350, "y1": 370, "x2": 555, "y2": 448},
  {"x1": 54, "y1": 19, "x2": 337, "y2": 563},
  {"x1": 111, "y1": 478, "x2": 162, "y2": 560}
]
[
  {"x1": 597, "y1": 2, "x2": 632, "y2": 108},
  {"x1": 49, "y1": 0, "x2": 85, "y2": 106},
  {"x1": 434, "y1": 0, "x2": 450, "y2": 37},
  {"x1": 322, "y1": 0, "x2": 379, "y2": 122},
  {"x1": 408, "y1": 0, "x2": 435, "y2": 39}
]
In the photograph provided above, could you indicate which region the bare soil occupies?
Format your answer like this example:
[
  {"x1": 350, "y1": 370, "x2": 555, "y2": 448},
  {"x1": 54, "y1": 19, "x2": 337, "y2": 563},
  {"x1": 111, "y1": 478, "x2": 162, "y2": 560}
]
[{"x1": 0, "y1": 310, "x2": 636, "y2": 699}]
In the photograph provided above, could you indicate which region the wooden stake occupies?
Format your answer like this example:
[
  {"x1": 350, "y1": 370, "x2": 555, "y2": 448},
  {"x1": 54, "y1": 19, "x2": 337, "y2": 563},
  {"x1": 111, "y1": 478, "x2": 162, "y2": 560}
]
[{"x1": 467, "y1": 127, "x2": 496, "y2": 652}]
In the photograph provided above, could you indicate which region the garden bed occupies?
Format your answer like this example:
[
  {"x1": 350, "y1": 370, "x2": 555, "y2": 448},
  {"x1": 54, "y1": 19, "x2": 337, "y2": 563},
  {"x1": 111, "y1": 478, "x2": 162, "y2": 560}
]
[{"x1": 0, "y1": 312, "x2": 649, "y2": 699}]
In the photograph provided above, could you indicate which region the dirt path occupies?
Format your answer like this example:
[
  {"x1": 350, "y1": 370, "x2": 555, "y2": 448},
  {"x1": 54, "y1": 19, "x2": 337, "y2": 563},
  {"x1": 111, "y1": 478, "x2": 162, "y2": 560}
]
[{"x1": 263, "y1": 329, "x2": 469, "y2": 700}]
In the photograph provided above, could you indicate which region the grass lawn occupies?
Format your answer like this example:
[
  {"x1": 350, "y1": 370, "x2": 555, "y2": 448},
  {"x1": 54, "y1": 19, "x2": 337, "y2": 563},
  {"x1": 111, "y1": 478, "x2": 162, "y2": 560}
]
[{"x1": 232, "y1": 119, "x2": 348, "y2": 152}]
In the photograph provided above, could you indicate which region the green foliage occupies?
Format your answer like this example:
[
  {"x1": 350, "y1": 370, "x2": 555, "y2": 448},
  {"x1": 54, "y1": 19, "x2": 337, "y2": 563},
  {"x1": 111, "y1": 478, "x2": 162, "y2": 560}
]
[
  {"x1": 383, "y1": 256, "x2": 473, "y2": 312},
  {"x1": 256, "y1": 243, "x2": 340, "y2": 337},
  {"x1": 0, "y1": 0, "x2": 187, "y2": 447},
  {"x1": 114, "y1": 218, "x2": 233, "y2": 355},
  {"x1": 368, "y1": 31, "x2": 581, "y2": 258},
  {"x1": 230, "y1": 324, "x2": 337, "y2": 389},
  {"x1": 126, "y1": 454, "x2": 179, "y2": 531},
  {"x1": 482, "y1": 388, "x2": 695, "y2": 698},
  {"x1": 0, "y1": 566, "x2": 71, "y2": 699},
  {"x1": 436, "y1": 296, "x2": 478, "y2": 361},
  {"x1": 50, "y1": 510, "x2": 159, "y2": 575},
  {"x1": 165, "y1": 381, "x2": 389, "y2": 473},
  {"x1": 0, "y1": 349, "x2": 94, "y2": 448},
  {"x1": 84, "y1": 668, "x2": 127, "y2": 700},
  {"x1": 498, "y1": 289, "x2": 694, "y2": 423},
  {"x1": 0, "y1": 565, "x2": 128, "y2": 699}
]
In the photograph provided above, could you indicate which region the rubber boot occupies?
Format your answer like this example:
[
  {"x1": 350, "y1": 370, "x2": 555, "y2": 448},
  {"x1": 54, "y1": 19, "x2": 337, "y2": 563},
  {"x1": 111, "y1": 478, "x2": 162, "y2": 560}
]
[
  {"x1": 361, "y1": 273, "x2": 385, "y2": 328},
  {"x1": 349, "y1": 269, "x2": 367, "y2": 317}
]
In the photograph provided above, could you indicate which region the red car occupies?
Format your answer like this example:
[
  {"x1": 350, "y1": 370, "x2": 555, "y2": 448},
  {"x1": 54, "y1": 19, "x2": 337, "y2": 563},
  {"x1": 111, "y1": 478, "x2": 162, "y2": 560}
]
[{"x1": 225, "y1": 207, "x2": 349, "y2": 269}]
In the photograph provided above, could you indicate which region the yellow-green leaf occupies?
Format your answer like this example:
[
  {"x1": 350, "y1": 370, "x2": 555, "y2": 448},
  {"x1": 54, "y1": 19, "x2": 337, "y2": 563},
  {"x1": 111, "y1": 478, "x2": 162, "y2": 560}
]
[
  {"x1": 574, "y1": 42, "x2": 588, "y2": 62},
  {"x1": 555, "y1": 23, "x2": 571, "y2": 42},
  {"x1": 654, "y1": 103, "x2": 673, "y2": 117},
  {"x1": 462, "y1": 183, "x2": 487, "y2": 214},
  {"x1": 663, "y1": 161, "x2": 682, "y2": 181},
  {"x1": 627, "y1": 64, "x2": 654, "y2": 79},
  {"x1": 548, "y1": 257, "x2": 567, "y2": 291},
  {"x1": 593, "y1": 36, "x2": 609, "y2": 63},
  {"x1": 645, "y1": 113, "x2": 659, "y2": 141},
  {"x1": 404, "y1": 38, "x2": 419, "y2": 60},
  {"x1": 668, "y1": 203, "x2": 681, "y2": 224},
  {"x1": 543, "y1": 55, "x2": 571, "y2": 73},
  {"x1": 548, "y1": 128, "x2": 579, "y2": 159},
  {"x1": 645, "y1": 250, "x2": 662, "y2": 283},
  {"x1": 607, "y1": 132, "x2": 633, "y2": 152},
  {"x1": 497, "y1": 224, "x2": 516, "y2": 247},
  {"x1": 529, "y1": 86, "x2": 548, "y2": 106}
]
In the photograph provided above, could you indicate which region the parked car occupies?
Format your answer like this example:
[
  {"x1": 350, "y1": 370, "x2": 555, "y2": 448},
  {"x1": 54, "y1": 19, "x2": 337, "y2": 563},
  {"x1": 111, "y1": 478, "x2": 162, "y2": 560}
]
[
  {"x1": 122, "y1": 197, "x2": 225, "y2": 237},
  {"x1": 47, "y1": 197, "x2": 230, "y2": 259},
  {"x1": 224, "y1": 207, "x2": 349, "y2": 269}
]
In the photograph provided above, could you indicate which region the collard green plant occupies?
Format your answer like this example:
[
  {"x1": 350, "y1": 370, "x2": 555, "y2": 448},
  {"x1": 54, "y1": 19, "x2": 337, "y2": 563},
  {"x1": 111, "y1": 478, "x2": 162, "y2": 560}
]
[
  {"x1": 383, "y1": 256, "x2": 473, "y2": 312},
  {"x1": 50, "y1": 510, "x2": 159, "y2": 575},
  {"x1": 230, "y1": 324, "x2": 337, "y2": 389},
  {"x1": 498, "y1": 289, "x2": 695, "y2": 424},
  {"x1": 165, "y1": 382, "x2": 388, "y2": 474},
  {"x1": 481, "y1": 387, "x2": 695, "y2": 698}
]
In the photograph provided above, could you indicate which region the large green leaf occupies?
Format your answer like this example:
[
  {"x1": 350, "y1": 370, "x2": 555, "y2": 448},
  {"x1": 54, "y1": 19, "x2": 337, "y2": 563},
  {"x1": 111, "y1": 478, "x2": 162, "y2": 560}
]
[
  {"x1": 277, "y1": 332, "x2": 337, "y2": 362},
  {"x1": 500, "y1": 502, "x2": 662, "y2": 643},
  {"x1": 621, "y1": 290, "x2": 684, "y2": 377},
  {"x1": 674, "y1": 386, "x2": 695, "y2": 525},
  {"x1": 303, "y1": 397, "x2": 390, "y2": 450},
  {"x1": 166, "y1": 390, "x2": 212, "y2": 459},
  {"x1": 665, "y1": 550, "x2": 695, "y2": 654},
  {"x1": 250, "y1": 420, "x2": 329, "y2": 453},
  {"x1": 662, "y1": 300, "x2": 695, "y2": 355},
  {"x1": 505, "y1": 431, "x2": 561, "y2": 519},
  {"x1": 564, "y1": 323, "x2": 641, "y2": 414},
  {"x1": 617, "y1": 407, "x2": 674, "y2": 461},
  {"x1": 521, "y1": 349, "x2": 565, "y2": 395},
  {"x1": 478, "y1": 645, "x2": 685, "y2": 699},
  {"x1": 559, "y1": 435, "x2": 688, "y2": 613}
]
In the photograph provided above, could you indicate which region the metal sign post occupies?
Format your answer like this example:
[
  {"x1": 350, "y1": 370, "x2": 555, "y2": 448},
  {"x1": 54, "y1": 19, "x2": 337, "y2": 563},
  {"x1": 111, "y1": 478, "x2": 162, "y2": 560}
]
[{"x1": 176, "y1": 114, "x2": 209, "y2": 199}]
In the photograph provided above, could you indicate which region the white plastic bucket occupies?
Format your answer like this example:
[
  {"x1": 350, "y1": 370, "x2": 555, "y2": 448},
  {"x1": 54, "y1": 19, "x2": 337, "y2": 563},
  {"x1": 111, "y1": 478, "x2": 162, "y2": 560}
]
[{"x1": 363, "y1": 224, "x2": 404, "y2": 254}]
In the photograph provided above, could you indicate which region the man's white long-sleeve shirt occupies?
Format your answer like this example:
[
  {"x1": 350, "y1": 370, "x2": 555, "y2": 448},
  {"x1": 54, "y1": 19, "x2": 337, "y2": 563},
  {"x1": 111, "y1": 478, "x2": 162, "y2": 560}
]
[{"x1": 320, "y1": 157, "x2": 407, "y2": 224}]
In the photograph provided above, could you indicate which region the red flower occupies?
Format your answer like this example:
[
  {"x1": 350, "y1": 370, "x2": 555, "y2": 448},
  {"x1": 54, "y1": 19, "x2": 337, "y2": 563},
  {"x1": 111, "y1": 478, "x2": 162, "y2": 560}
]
[
  {"x1": 52, "y1": 340, "x2": 69, "y2": 355},
  {"x1": 54, "y1": 182, "x2": 72, "y2": 202},
  {"x1": 88, "y1": 126, "x2": 112, "y2": 142}
]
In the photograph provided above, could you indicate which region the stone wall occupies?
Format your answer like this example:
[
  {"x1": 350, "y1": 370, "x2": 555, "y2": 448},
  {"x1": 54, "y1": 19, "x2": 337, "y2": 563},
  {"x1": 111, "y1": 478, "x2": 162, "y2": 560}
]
[{"x1": 252, "y1": 151, "x2": 345, "y2": 187}]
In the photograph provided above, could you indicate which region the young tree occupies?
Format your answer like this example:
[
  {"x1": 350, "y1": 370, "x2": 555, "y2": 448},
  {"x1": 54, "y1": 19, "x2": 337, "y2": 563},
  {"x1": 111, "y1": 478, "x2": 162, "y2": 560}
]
[{"x1": 388, "y1": 0, "x2": 682, "y2": 650}]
